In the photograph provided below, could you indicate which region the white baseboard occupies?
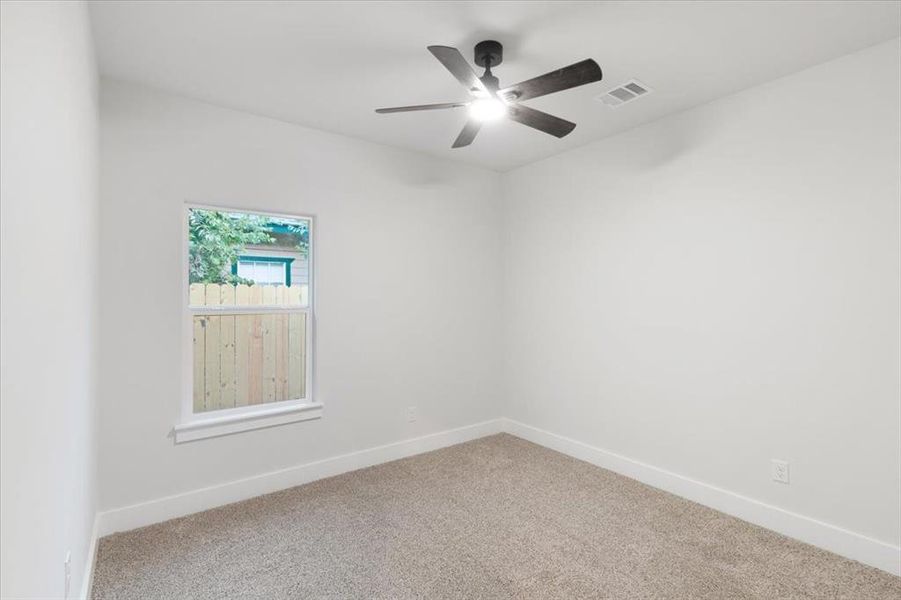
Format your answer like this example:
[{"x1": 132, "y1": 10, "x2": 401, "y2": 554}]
[
  {"x1": 91, "y1": 416, "x2": 900, "y2": 579},
  {"x1": 80, "y1": 515, "x2": 99, "y2": 599},
  {"x1": 500, "y1": 418, "x2": 901, "y2": 576},
  {"x1": 97, "y1": 418, "x2": 503, "y2": 537}
]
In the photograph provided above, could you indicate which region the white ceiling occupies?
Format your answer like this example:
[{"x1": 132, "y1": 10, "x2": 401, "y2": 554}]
[{"x1": 89, "y1": 1, "x2": 900, "y2": 172}]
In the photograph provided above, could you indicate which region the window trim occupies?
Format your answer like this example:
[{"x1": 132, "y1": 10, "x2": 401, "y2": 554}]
[
  {"x1": 232, "y1": 255, "x2": 296, "y2": 287},
  {"x1": 178, "y1": 203, "x2": 318, "y2": 443}
]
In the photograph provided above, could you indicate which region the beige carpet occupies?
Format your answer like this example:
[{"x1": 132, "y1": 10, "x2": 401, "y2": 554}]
[{"x1": 92, "y1": 434, "x2": 900, "y2": 599}]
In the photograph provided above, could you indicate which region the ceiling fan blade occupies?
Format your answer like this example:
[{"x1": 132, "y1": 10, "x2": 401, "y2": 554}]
[
  {"x1": 375, "y1": 102, "x2": 467, "y2": 114},
  {"x1": 452, "y1": 118, "x2": 481, "y2": 148},
  {"x1": 499, "y1": 59, "x2": 602, "y2": 102},
  {"x1": 506, "y1": 105, "x2": 576, "y2": 138},
  {"x1": 427, "y1": 46, "x2": 488, "y2": 96}
]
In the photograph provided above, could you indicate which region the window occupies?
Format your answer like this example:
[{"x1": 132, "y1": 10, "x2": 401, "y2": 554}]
[
  {"x1": 176, "y1": 206, "x2": 320, "y2": 442},
  {"x1": 235, "y1": 256, "x2": 294, "y2": 286}
]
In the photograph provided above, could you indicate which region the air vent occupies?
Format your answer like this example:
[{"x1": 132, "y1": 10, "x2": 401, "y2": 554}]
[{"x1": 598, "y1": 79, "x2": 652, "y2": 108}]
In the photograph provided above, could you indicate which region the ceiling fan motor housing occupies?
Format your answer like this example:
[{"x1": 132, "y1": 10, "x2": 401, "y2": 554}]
[{"x1": 474, "y1": 40, "x2": 503, "y2": 68}]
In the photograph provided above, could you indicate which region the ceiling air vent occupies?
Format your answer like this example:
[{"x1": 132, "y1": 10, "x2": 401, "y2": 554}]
[{"x1": 598, "y1": 79, "x2": 652, "y2": 108}]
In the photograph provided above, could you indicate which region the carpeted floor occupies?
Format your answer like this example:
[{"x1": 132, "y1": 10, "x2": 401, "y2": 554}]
[{"x1": 92, "y1": 434, "x2": 900, "y2": 599}]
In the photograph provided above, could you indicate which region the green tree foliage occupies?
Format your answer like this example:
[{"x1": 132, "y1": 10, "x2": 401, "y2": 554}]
[
  {"x1": 189, "y1": 209, "x2": 274, "y2": 284},
  {"x1": 275, "y1": 219, "x2": 309, "y2": 256}
]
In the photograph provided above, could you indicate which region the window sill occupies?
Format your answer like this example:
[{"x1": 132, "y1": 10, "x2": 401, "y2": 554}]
[{"x1": 173, "y1": 402, "x2": 323, "y2": 443}]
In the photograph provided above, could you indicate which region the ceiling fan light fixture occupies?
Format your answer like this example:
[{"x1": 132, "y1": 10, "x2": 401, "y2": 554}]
[
  {"x1": 375, "y1": 42, "x2": 603, "y2": 147},
  {"x1": 469, "y1": 97, "x2": 506, "y2": 122}
]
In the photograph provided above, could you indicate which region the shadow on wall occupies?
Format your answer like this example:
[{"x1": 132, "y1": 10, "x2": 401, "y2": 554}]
[
  {"x1": 622, "y1": 102, "x2": 740, "y2": 170},
  {"x1": 365, "y1": 145, "x2": 483, "y2": 187},
  {"x1": 569, "y1": 98, "x2": 740, "y2": 177}
]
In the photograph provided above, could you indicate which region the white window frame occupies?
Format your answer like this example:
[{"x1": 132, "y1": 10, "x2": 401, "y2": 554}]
[{"x1": 175, "y1": 203, "x2": 321, "y2": 443}]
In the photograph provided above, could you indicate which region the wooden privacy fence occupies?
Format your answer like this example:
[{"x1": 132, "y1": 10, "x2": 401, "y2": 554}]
[{"x1": 190, "y1": 283, "x2": 309, "y2": 413}]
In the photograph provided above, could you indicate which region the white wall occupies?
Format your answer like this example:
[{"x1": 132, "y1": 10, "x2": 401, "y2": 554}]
[
  {"x1": 98, "y1": 82, "x2": 503, "y2": 512},
  {"x1": 503, "y1": 37, "x2": 900, "y2": 554},
  {"x1": 0, "y1": 2, "x2": 99, "y2": 598}
]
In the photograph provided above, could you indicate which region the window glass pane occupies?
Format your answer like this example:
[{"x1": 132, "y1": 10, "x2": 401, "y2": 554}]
[
  {"x1": 188, "y1": 208, "x2": 310, "y2": 307},
  {"x1": 268, "y1": 263, "x2": 286, "y2": 285},
  {"x1": 236, "y1": 261, "x2": 254, "y2": 281},
  {"x1": 192, "y1": 312, "x2": 307, "y2": 412}
]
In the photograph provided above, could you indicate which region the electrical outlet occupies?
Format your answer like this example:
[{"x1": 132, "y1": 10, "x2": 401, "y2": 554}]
[
  {"x1": 771, "y1": 459, "x2": 790, "y2": 484},
  {"x1": 406, "y1": 406, "x2": 417, "y2": 423},
  {"x1": 64, "y1": 551, "x2": 71, "y2": 597}
]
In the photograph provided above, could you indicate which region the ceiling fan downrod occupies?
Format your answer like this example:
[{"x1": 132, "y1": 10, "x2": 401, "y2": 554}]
[{"x1": 475, "y1": 40, "x2": 502, "y2": 93}]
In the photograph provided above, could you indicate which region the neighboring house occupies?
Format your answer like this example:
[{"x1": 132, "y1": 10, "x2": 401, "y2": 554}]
[{"x1": 232, "y1": 222, "x2": 309, "y2": 286}]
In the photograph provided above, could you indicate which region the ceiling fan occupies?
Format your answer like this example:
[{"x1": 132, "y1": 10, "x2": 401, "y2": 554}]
[{"x1": 375, "y1": 40, "x2": 602, "y2": 148}]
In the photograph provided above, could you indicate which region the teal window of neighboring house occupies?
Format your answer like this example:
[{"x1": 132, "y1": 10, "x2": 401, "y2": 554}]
[{"x1": 232, "y1": 255, "x2": 294, "y2": 286}]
